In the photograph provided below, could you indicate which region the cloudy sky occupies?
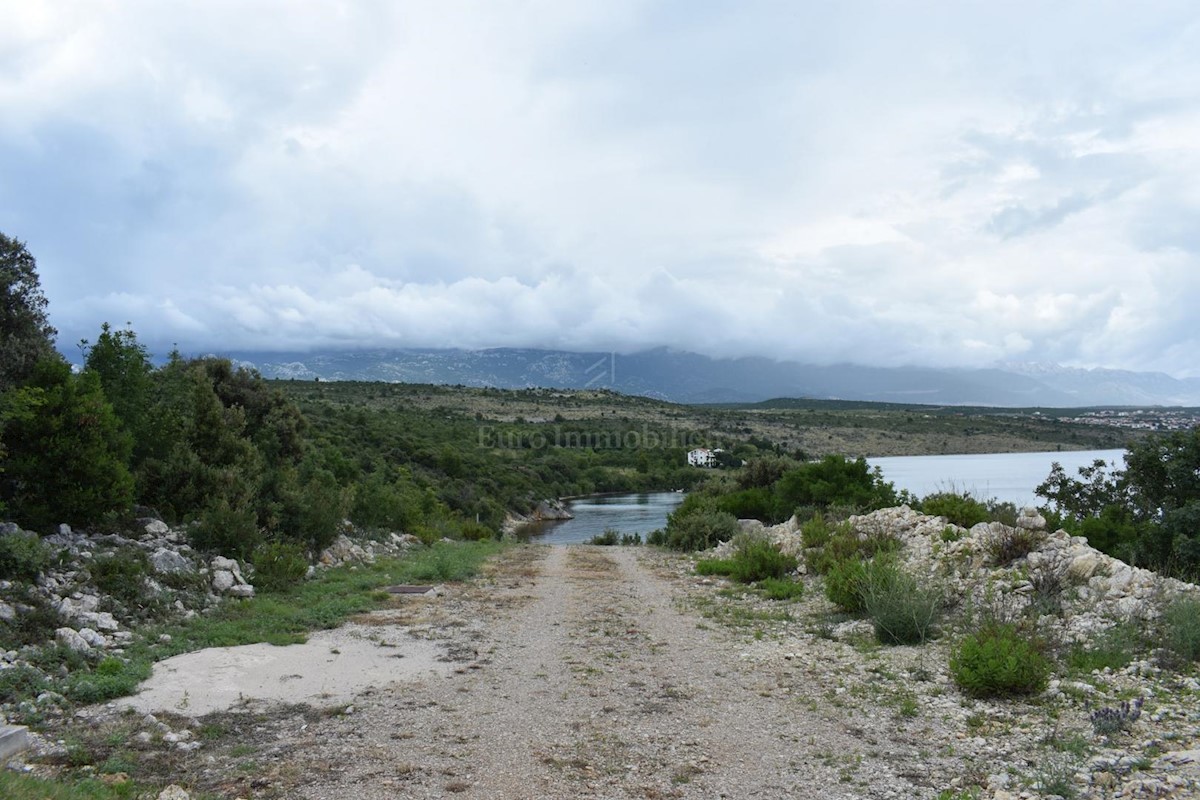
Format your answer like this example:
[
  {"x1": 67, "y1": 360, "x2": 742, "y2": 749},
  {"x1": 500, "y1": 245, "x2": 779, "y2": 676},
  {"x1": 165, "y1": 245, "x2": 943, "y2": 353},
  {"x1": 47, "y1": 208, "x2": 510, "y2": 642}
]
[{"x1": 3, "y1": 1, "x2": 1199, "y2": 376}]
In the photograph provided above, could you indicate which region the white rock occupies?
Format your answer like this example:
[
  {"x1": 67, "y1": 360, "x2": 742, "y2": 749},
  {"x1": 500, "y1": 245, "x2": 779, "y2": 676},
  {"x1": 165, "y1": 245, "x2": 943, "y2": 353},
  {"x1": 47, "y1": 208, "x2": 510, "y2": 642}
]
[
  {"x1": 77, "y1": 628, "x2": 107, "y2": 648},
  {"x1": 143, "y1": 519, "x2": 170, "y2": 536},
  {"x1": 211, "y1": 570, "x2": 236, "y2": 593},
  {"x1": 157, "y1": 785, "x2": 191, "y2": 800},
  {"x1": 55, "y1": 627, "x2": 92, "y2": 653},
  {"x1": 227, "y1": 584, "x2": 256, "y2": 599},
  {"x1": 150, "y1": 548, "x2": 192, "y2": 575}
]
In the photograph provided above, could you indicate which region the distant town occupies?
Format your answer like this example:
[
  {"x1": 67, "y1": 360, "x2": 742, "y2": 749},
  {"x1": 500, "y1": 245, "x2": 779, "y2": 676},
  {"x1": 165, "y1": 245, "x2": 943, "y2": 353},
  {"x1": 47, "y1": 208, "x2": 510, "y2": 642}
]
[{"x1": 1055, "y1": 408, "x2": 1200, "y2": 432}]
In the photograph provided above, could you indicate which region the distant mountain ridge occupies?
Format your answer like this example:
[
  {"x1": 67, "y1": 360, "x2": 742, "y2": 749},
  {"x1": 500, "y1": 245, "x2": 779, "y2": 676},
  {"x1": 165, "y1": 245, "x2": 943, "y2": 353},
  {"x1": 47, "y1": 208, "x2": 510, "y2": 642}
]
[{"x1": 217, "y1": 347, "x2": 1200, "y2": 407}]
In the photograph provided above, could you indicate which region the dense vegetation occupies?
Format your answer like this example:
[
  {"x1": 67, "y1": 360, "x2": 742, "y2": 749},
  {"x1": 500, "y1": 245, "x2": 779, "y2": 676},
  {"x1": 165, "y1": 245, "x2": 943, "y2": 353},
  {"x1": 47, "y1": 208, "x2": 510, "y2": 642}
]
[{"x1": 1036, "y1": 428, "x2": 1200, "y2": 578}]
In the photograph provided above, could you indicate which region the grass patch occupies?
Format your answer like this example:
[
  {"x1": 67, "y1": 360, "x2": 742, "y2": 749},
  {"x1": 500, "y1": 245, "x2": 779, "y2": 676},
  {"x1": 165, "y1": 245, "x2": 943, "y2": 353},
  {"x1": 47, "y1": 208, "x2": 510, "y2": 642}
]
[
  {"x1": 0, "y1": 772, "x2": 151, "y2": 800},
  {"x1": 1162, "y1": 596, "x2": 1200, "y2": 664},
  {"x1": 757, "y1": 577, "x2": 805, "y2": 601},
  {"x1": 861, "y1": 559, "x2": 942, "y2": 645}
]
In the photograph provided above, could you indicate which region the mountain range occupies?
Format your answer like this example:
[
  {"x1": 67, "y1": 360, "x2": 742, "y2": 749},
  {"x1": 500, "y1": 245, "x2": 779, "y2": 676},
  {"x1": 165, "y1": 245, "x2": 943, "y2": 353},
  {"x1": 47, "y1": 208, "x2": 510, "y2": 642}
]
[{"x1": 217, "y1": 347, "x2": 1200, "y2": 408}]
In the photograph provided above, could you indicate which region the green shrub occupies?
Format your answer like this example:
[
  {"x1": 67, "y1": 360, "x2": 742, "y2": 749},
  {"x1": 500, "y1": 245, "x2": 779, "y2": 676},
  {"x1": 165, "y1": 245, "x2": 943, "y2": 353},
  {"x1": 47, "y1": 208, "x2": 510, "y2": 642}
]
[
  {"x1": 0, "y1": 531, "x2": 52, "y2": 580},
  {"x1": 250, "y1": 541, "x2": 310, "y2": 593},
  {"x1": 717, "y1": 488, "x2": 785, "y2": 523},
  {"x1": 950, "y1": 621, "x2": 1050, "y2": 698},
  {"x1": 620, "y1": 532, "x2": 642, "y2": 546},
  {"x1": 88, "y1": 547, "x2": 151, "y2": 607},
  {"x1": 728, "y1": 538, "x2": 797, "y2": 583},
  {"x1": 664, "y1": 508, "x2": 740, "y2": 551},
  {"x1": 1162, "y1": 596, "x2": 1200, "y2": 663},
  {"x1": 191, "y1": 501, "x2": 261, "y2": 559},
  {"x1": 861, "y1": 560, "x2": 941, "y2": 645},
  {"x1": 800, "y1": 515, "x2": 835, "y2": 549},
  {"x1": 62, "y1": 657, "x2": 152, "y2": 704},
  {"x1": 458, "y1": 520, "x2": 495, "y2": 541},
  {"x1": 758, "y1": 577, "x2": 805, "y2": 601},
  {"x1": 920, "y1": 492, "x2": 990, "y2": 528},
  {"x1": 0, "y1": 587, "x2": 63, "y2": 649},
  {"x1": 824, "y1": 558, "x2": 868, "y2": 612},
  {"x1": 589, "y1": 529, "x2": 619, "y2": 546}
]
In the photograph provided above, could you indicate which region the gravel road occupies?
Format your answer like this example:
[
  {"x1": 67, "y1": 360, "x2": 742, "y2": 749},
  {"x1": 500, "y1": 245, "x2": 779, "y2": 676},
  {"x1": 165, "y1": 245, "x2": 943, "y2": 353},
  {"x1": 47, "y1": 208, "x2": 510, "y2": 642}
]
[{"x1": 274, "y1": 545, "x2": 922, "y2": 799}]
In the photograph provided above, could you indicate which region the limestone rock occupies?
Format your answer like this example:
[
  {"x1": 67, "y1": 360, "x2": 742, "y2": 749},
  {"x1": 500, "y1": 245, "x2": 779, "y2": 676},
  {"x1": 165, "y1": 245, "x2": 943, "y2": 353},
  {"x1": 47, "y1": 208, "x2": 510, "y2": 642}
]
[
  {"x1": 150, "y1": 548, "x2": 192, "y2": 575},
  {"x1": 55, "y1": 627, "x2": 92, "y2": 654},
  {"x1": 77, "y1": 628, "x2": 107, "y2": 649},
  {"x1": 157, "y1": 786, "x2": 191, "y2": 800},
  {"x1": 211, "y1": 570, "x2": 236, "y2": 594},
  {"x1": 142, "y1": 519, "x2": 170, "y2": 536},
  {"x1": 227, "y1": 584, "x2": 255, "y2": 599}
]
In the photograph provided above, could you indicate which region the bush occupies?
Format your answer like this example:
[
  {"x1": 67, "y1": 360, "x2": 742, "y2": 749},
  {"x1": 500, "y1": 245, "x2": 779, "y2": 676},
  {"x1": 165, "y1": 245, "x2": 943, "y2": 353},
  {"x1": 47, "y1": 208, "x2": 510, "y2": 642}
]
[
  {"x1": 190, "y1": 501, "x2": 262, "y2": 559},
  {"x1": 620, "y1": 532, "x2": 642, "y2": 546},
  {"x1": 920, "y1": 492, "x2": 990, "y2": 528},
  {"x1": 728, "y1": 538, "x2": 797, "y2": 583},
  {"x1": 950, "y1": 621, "x2": 1050, "y2": 698},
  {"x1": 824, "y1": 558, "x2": 868, "y2": 612},
  {"x1": 88, "y1": 547, "x2": 151, "y2": 607},
  {"x1": 1067, "y1": 622, "x2": 1143, "y2": 674},
  {"x1": 0, "y1": 588, "x2": 63, "y2": 649},
  {"x1": 717, "y1": 488, "x2": 785, "y2": 523},
  {"x1": 1162, "y1": 597, "x2": 1200, "y2": 663},
  {"x1": 589, "y1": 529, "x2": 620, "y2": 546},
  {"x1": 664, "y1": 508, "x2": 740, "y2": 551},
  {"x1": 0, "y1": 665, "x2": 48, "y2": 704},
  {"x1": 250, "y1": 541, "x2": 310, "y2": 593},
  {"x1": 758, "y1": 577, "x2": 804, "y2": 601},
  {"x1": 0, "y1": 530, "x2": 52, "y2": 580},
  {"x1": 861, "y1": 560, "x2": 941, "y2": 645}
]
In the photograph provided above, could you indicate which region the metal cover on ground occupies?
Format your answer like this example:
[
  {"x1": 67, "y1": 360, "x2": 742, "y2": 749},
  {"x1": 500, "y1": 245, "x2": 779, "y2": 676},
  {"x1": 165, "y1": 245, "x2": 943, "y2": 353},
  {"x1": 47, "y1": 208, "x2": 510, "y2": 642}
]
[{"x1": 385, "y1": 585, "x2": 435, "y2": 594}]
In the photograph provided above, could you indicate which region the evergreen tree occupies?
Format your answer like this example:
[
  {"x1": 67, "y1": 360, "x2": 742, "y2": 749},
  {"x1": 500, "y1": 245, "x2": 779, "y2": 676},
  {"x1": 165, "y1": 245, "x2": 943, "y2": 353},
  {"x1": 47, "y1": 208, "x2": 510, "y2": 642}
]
[{"x1": 0, "y1": 233, "x2": 59, "y2": 391}]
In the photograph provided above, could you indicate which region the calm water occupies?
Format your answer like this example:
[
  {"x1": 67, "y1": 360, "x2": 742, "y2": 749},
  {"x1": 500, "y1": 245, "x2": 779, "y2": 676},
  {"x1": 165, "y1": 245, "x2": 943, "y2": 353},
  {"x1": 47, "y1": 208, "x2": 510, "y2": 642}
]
[
  {"x1": 868, "y1": 448, "x2": 1127, "y2": 508},
  {"x1": 523, "y1": 492, "x2": 686, "y2": 545}
]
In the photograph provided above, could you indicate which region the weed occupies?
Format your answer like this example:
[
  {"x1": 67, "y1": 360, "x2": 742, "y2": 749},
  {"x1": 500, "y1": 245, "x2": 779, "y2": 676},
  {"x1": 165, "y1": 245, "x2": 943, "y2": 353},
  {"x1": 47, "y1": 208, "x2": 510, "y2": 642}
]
[
  {"x1": 88, "y1": 547, "x2": 153, "y2": 607},
  {"x1": 0, "y1": 530, "x2": 53, "y2": 580},
  {"x1": 824, "y1": 558, "x2": 868, "y2": 612},
  {"x1": 1031, "y1": 752, "x2": 1078, "y2": 799}
]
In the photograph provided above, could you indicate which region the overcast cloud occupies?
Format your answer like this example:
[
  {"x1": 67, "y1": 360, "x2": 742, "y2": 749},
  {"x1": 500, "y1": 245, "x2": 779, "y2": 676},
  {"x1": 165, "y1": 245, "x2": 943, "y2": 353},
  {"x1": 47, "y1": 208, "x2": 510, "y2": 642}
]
[{"x1": 2, "y1": 1, "x2": 1199, "y2": 376}]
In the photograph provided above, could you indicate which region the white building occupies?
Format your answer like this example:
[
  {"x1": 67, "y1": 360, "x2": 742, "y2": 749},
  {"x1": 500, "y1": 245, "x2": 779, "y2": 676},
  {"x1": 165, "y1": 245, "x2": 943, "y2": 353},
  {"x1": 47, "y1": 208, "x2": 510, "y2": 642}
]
[{"x1": 687, "y1": 448, "x2": 717, "y2": 467}]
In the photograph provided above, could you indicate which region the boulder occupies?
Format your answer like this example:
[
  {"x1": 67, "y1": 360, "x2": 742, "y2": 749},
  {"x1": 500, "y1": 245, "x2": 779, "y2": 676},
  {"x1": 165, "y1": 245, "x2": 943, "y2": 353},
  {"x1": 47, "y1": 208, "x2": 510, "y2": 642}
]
[
  {"x1": 77, "y1": 628, "x2": 107, "y2": 649},
  {"x1": 535, "y1": 499, "x2": 573, "y2": 521},
  {"x1": 0, "y1": 602, "x2": 15, "y2": 622},
  {"x1": 319, "y1": 535, "x2": 370, "y2": 566},
  {"x1": 211, "y1": 570, "x2": 236, "y2": 594},
  {"x1": 150, "y1": 548, "x2": 193, "y2": 575},
  {"x1": 227, "y1": 584, "x2": 255, "y2": 599},
  {"x1": 143, "y1": 519, "x2": 170, "y2": 536},
  {"x1": 1016, "y1": 507, "x2": 1047, "y2": 531},
  {"x1": 157, "y1": 786, "x2": 191, "y2": 800},
  {"x1": 55, "y1": 627, "x2": 92, "y2": 654}
]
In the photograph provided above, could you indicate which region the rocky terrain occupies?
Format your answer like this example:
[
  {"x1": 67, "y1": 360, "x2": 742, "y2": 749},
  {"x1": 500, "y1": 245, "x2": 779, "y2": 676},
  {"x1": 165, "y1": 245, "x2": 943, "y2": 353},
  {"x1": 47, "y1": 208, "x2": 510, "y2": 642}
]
[{"x1": 4, "y1": 508, "x2": 1200, "y2": 799}]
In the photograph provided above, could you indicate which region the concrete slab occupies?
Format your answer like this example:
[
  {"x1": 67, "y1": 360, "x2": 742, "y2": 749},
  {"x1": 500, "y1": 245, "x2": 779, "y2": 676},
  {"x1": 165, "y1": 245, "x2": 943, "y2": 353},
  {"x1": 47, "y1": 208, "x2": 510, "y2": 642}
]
[{"x1": 0, "y1": 725, "x2": 29, "y2": 761}]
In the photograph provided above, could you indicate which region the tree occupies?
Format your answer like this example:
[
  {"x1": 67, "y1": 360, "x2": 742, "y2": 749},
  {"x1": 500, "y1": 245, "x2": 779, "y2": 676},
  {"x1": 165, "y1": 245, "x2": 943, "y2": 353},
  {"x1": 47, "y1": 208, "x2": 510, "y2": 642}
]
[
  {"x1": 0, "y1": 358, "x2": 134, "y2": 530},
  {"x1": 81, "y1": 322, "x2": 154, "y2": 453},
  {"x1": 0, "y1": 233, "x2": 59, "y2": 390}
]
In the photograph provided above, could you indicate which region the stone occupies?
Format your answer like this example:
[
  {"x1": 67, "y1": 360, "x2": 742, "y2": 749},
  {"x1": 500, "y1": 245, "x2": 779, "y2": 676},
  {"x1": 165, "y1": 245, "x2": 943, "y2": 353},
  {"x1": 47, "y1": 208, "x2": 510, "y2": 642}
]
[
  {"x1": 210, "y1": 556, "x2": 241, "y2": 574},
  {"x1": 142, "y1": 519, "x2": 170, "y2": 536},
  {"x1": 1068, "y1": 551, "x2": 1106, "y2": 581},
  {"x1": 157, "y1": 786, "x2": 191, "y2": 800},
  {"x1": 55, "y1": 627, "x2": 92, "y2": 654},
  {"x1": 211, "y1": 570, "x2": 236, "y2": 593},
  {"x1": 0, "y1": 725, "x2": 30, "y2": 761},
  {"x1": 227, "y1": 584, "x2": 255, "y2": 599},
  {"x1": 0, "y1": 602, "x2": 15, "y2": 622},
  {"x1": 1017, "y1": 507, "x2": 1047, "y2": 530},
  {"x1": 150, "y1": 548, "x2": 192, "y2": 575},
  {"x1": 77, "y1": 628, "x2": 107, "y2": 648},
  {"x1": 80, "y1": 611, "x2": 120, "y2": 631}
]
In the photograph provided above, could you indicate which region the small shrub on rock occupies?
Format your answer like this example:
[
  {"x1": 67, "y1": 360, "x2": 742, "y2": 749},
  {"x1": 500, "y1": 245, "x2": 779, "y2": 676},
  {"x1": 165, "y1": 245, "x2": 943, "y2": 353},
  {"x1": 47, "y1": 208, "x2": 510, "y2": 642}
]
[
  {"x1": 921, "y1": 491, "x2": 991, "y2": 528},
  {"x1": 695, "y1": 558, "x2": 736, "y2": 577},
  {"x1": 950, "y1": 621, "x2": 1050, "y2": 698},
  {"x1": 250, "y1": 541, "x2": 310, "y2": 593},
  {"x1": 665, "y1": 508, "x2": 740, "y2": 551},
  {"x1": 89, "y1": 546, "x2": 151, "y2": 606},
  {"x1": 985, "y1": 527, "x2": 1044, "y2": 566},
  {"x1": 0, "y1": 529, "x2": 52, "y2": 580}
]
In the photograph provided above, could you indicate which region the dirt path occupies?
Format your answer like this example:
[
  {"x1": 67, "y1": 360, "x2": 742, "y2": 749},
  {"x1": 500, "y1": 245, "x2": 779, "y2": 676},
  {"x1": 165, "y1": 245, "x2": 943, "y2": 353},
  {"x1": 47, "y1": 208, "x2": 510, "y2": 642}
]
[{"x1": 260, "y1": 545, "x2": 918, "y2": 800}]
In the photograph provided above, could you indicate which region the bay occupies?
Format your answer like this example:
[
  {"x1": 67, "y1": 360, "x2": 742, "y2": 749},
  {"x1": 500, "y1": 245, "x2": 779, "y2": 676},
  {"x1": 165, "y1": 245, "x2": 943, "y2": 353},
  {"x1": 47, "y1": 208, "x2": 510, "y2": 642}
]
[
  {"x1": 868, "y1": 448, "x2": 1127, "y2": 508},
  {"x1": 522, "y1": 492, "x2": 686, "y2": 545}
]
